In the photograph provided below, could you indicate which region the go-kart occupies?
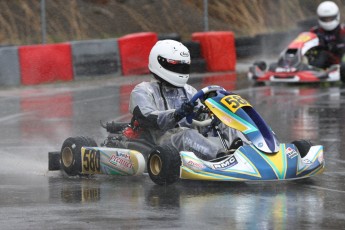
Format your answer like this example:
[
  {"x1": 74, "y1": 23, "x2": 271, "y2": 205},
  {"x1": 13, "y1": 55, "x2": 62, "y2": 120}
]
[
  {"x1": 48, "y1": 85, "x2": 325, "y2": 185},
  {"x1": 248, "y1": 31, "x2": 345, "y2": 83}
]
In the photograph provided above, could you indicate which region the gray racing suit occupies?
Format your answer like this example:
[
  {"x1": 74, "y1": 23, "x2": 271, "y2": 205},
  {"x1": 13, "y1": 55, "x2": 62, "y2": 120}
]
[{"x1": 129, "y1": 78, "x2": 239, "y2": 160}]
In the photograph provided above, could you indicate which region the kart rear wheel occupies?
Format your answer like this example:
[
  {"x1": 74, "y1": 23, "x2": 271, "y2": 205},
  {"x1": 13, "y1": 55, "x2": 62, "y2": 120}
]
[
  {"x1": 292, "y1": 139, "x2": 313, "y2": 158},
  {"x1": 60, "y1": 136, "x2": 98, "y2": 176},
  {"x1": 147, "y1": 144, "x2": 181, "y2": 185}
]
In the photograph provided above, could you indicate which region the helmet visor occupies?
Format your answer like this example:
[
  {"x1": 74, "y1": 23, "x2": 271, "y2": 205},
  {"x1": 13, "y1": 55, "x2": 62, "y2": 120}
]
[
  {"x1": 319, "y1": 15, "x2": 337, "y2": 22},
  {"x1": 158, "y1": 56, "x2": 190, "y2": 74}
]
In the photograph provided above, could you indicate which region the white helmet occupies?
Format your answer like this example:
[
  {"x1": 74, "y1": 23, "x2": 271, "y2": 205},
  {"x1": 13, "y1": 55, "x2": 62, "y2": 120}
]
[
  {"x1": 149, "y1": 40, "x2": 191, "y2": 87},
  {"x1": 317, "y1": 1, "x2": 340, "y2": 31}
]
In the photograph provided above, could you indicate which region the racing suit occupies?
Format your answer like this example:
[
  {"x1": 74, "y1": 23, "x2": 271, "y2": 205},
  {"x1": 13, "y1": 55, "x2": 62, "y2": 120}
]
[
  {"x1": 310, "y1": 24, "x2": 345, "y2": 68},
  {"x1": 129, "y1": 78, "x2": 238, "y2": 160}
]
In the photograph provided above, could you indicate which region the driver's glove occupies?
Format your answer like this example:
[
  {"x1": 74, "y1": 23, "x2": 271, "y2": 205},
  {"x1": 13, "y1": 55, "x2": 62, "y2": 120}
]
[
  {"x1": 211, "y1": 116, "x2": 221, "y2": 127},
  {"x1": 174, "y1": 101, "x2": 196, "y2": 121}
]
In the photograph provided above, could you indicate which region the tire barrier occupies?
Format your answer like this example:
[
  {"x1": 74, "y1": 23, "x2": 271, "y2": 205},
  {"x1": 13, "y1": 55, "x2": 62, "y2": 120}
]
[
  {"x1": 0, "y1": 23, "x2": 312, "y2": 88},
  {"x1": 158, "y1": 33, "x2": 181, "y2": 42},
  {"x1": 182, "y1": 41, "x2": 207, "y2": 73},
  {"x1": 192, "y1": 31, "x2": 236, "y2": 72},
  {"x1": 0, "y1": 46, "x2": 21, "y2": 86},
  {"x1": 183, "y1": 41, "x2": 202, "y2": 59},
  {"x1": 19, "y1": 43, "x2": 74, "y2": 85},
  {"x1": 235, "y1": 36, "x2": 260, "y2": 58},
  {"x1": 71, "y1": 39, "x2": 121, "y2": 79},
  {"x1": 190, "y1": 58, "x2": 207, "y2": 73},
  {"x1": 257, "y1": 32, "x2": 301, "y2": 56},
  {"x1": 235, "y1": 30, "x2": 301, "y2": 58},
  {"x1": 118, "y1": 32, "x2": 158, "y2": 76}
]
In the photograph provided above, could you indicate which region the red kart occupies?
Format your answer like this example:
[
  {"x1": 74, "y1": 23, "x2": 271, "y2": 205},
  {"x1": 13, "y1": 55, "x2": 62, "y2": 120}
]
[{"x1": 248, "y1": 32, "x2": 345, "y2": 83}]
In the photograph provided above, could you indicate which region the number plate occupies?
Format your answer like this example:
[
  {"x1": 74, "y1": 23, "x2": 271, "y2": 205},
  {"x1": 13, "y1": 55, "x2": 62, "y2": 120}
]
[
  {"x1": 221, "y1": 95, "x2": 251, "y2": 113},
  {"x1": 82, "y1": 148, "x2": 101, "y2": 174}
]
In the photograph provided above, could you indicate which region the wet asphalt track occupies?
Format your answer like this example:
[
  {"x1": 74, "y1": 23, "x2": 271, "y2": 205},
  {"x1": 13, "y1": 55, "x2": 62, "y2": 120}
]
[{"x1": 0, "y1": 71, "x2": 345, "y2": 230}]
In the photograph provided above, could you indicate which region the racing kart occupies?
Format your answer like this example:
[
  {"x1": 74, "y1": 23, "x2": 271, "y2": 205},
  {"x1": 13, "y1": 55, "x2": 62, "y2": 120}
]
[
  {"x1": 248, "y1": 31, "x2": 345, "y2": 83},
  {"x1": 48, "y1": 85, "x2": 325, "y2": 185}
]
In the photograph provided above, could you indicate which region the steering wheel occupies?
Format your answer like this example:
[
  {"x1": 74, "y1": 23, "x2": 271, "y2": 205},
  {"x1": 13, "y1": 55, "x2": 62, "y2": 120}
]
[{"x1": 186, "y1": 85, "x2": 228, "y2": 125}]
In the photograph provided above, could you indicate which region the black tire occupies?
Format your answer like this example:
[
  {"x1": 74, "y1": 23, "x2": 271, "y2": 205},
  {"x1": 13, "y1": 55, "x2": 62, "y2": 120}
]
[
  {"x1": 190, "y1": 58, "x2": 207, "y2": 73},
  {"x1": 253, "y1": 61, "x2": 267, "y2": 71},
  {"x1": 147, "y1": 144, "x2": 181, "y2": 185},
  {"x1": 84, "y1": 136, "x2": 98, "y2": 147},
  {"x1": 340, "y1": 62, "x2": 345, "y2": 83},
  {"x1": 182, "y1": 41, "x2": 201, "y2": 58},
  {"x1": 48, "y1": 151, "x2": 61, "y2": 170},
  {"x1": 158, "y1": 33, "x2": 181, "y2": 42},
  {"x1": 235, "y1": 36, "x2": 261, "y2": 58},
  {"x1": 60, "y1": 136, "x2": 98, "y2": 176},
  {"x1": 291, "y1": 139, "x2": 313, "y2": 158}
]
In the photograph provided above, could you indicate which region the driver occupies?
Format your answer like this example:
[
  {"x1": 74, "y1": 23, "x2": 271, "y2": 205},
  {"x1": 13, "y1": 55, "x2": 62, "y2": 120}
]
[
  {"x1": 129, "y1": 39, "x2": 242, "y2": 160},
  {"x1": 309, "y1": 1, "x2": 345, "y2": 69}
]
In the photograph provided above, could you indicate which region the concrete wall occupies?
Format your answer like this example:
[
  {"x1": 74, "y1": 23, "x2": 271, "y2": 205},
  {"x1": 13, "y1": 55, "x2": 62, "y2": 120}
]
[{"x1": 0, "y1": 46, "x2": 21, "y2": 86}]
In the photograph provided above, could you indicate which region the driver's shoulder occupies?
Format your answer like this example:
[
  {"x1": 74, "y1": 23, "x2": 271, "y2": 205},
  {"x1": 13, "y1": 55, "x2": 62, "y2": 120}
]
[
  {"x1": 184, "y1": 84, "x2": 197, "y2": 95},
  {"x1": 132, "y1": 81, "x2": 158, "y2": 95}
]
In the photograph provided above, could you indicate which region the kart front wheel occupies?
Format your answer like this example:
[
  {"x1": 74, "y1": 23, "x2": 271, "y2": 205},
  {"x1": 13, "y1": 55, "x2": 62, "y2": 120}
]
[
  {"x1": 292, "y1": 139, "x2": 313, "y2": 158},
  {"x1": 60, "y1": 136, "x2": 98, "y2": 176},
  {"x1": 147, "y1": 144, "x2": 181, "y2": 185}
]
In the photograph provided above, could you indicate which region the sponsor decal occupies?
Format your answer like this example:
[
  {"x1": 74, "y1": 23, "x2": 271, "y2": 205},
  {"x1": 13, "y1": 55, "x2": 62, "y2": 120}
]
[
  {"x1": 303, "y1": 159, "x2": 312, "y2": 164},
  {"x1": 213, "y1": 156, "x2": 238, "y2": 170},
  {"x1": 180, "y1": 51, "x2": 189, "y2": 57},
  {"x1": 222, "y1": 116, "x2": 232, "y2": 123},
  {"x1": 276, "y1": 67, "x2": 297, "y2": 73},
  {"x1": 115, "y1": 151, "x2": 130, "y2": 160},
  {"x1": 187, "y1": 160, "x2": 205, "y2": 170},
  {"x1": 109, "y1": 155, "x2": 133, "y2": 168},
  {"x1": 286, "y1": 147, "x2": 298, "y2": 159}
]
